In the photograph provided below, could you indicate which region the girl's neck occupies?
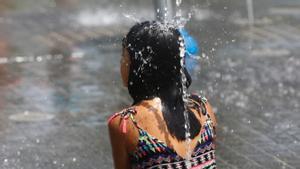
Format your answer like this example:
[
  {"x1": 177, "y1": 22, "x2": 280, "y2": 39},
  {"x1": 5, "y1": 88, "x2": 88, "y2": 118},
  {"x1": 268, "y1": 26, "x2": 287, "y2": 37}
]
[{"x1": 136, "y1": 97, "x2": 162, "y2": 111}]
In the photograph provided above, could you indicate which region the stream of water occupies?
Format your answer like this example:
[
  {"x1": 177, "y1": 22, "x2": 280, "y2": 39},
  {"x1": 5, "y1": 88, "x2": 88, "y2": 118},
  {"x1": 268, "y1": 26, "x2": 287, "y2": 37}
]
[{"x1": 175, "y1": 0, "x2": 193, "y2": 164}]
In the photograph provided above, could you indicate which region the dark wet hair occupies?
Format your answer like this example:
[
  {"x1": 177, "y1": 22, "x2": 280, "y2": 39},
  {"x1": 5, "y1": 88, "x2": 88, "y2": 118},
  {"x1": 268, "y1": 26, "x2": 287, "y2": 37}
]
[{"x1": 123, "y1": 21, "x2": 201, "y2": 141}]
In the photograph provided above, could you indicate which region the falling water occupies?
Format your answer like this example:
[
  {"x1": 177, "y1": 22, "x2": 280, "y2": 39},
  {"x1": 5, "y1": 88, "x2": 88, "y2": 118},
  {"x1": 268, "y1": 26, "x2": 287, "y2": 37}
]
[
  {"x1": 246, "y1": 0, "x2": 255, "y2": 50},
  {"x1": 176, "y1": 0, "x2": 182, "y2": 8},
  {"x1": 122, "y1": 13, "x2": 141, "y2": 23},
  {"x1": 153, "y1": 1, "x2": 200, "y2": 163},
  {"x1": 179, "y1": 36, "x2": 192, "y2": 164},
  {"x1": 175, "y1": 0, "x2": 184, "y2": 27},
  {"x1": 246, "y1": 0, "x2": 254, "y2": 26},
  {"x1": 176, "y1": 0, "x2": 192, "y2": 164}
]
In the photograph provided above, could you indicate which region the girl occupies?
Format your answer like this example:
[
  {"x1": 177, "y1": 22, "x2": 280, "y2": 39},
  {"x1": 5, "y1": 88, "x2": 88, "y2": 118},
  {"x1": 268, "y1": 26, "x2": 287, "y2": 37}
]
[{"x1": 108, "y1": 21, "x2": 217, "y2": 169}]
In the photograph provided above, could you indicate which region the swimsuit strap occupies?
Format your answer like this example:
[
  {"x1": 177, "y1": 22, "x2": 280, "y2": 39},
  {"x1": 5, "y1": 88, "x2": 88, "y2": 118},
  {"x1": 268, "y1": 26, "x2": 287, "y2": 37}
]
[
  {"x1": 108, "y1": 107, "x2": 139, "y2": 133},
  {"x1": 188, "y1": 94, "x2": 217, "y2": 144},
  {"x1": 189, "y1": 94, "x2": 210, "y2": 119}
]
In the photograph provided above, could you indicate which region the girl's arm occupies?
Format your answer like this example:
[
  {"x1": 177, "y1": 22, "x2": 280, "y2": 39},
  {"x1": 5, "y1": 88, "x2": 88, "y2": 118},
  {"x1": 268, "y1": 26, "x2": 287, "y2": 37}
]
[{"x1": 108, "y1": 117, "x2": 131, "y2": 169}]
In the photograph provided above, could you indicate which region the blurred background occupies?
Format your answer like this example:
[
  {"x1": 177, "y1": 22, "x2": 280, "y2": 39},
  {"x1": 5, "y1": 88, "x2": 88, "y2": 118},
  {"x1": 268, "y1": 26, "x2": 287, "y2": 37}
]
[{"x1": 0, "y1": 0, "x2": 299, "y2": 168}]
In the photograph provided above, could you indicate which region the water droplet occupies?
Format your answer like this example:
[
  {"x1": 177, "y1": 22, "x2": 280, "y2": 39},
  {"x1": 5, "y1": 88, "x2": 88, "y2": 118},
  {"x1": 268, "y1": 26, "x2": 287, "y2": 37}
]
[
  {"x1": 72, "y1": 158, "x2": 77, "y2": 162},
  {"x1": 4, "y1": 159, "x2": 8, "y2": 163},
  {"x1": 176, "y1": 0, "x2": 182, "y2": 7},
  {"x1": 53, "y1": 160, "x2": 57, "y2": 165},
  {"x1": 36, "y1": 56, "x2": 43, "y2": 62},
  {"x1": 36, "y1": 139, "x2": 40, "y2": 143},
  {"x1": 188, "y1": 13, "x2": 192, "y2": 19},
  {"x1": 16, "y1": 56, "x2": 25, "y2": 63}
]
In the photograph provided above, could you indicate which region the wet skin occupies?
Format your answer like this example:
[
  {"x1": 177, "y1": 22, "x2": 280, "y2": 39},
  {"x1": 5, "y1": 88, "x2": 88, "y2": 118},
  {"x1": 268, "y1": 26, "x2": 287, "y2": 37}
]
[{"x1": 108, "y1": 47, "x2": 217, "y2": 169}]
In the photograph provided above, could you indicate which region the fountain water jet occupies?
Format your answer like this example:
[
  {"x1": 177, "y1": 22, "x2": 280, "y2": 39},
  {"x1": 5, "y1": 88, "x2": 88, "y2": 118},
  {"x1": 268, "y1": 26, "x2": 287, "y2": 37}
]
[
  {"x1": 246, "y1": 0, "x2": 254, "y2": 26},
  {"x1": 153, "y1": 0, "x2": 198, "y2": 165},
  {"x1": 246, "y1": 0, "x2": 255, "y2": 50},
  {"x1": 179, "y1": 36, "x2": 192, "y2": 164},
  {"x1": 153, "y1": 0, "x2": 173, "y2": 22}
]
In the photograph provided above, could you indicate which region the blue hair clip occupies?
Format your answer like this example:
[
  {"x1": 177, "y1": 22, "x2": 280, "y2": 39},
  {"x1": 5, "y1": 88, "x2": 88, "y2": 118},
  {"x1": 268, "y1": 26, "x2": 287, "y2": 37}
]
[{"x1": 179, "y1": 28, "x2": 200, "y2": 74}]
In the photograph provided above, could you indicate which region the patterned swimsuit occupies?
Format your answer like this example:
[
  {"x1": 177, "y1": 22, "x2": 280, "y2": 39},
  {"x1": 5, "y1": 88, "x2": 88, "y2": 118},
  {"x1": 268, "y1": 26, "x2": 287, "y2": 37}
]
[{"x1": 108, "y1": 95, "x2": 216, "y2": 169}]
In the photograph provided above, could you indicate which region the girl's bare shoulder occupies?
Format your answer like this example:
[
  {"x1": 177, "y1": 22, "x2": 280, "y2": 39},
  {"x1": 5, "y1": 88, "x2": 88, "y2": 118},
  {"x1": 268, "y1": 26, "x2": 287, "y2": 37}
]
[
  {"x1": 107, "y1": 107, "x2": 139, "y2": 140},
  {"x1": 189, "y1": 93, "x2": 217, "y2": 126}
]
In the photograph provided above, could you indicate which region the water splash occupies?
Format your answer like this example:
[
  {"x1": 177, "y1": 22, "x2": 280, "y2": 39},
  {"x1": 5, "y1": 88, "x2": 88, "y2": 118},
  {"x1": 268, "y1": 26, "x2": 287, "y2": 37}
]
[
  {"x1": 122, "y1": 13, "x2": 141, "y2": 23},
  {"x1": 176, "y1": 0, "x2": 182, "y2": 7},
  {"x1": 0, "y1": 50, "x2": 84, "y2": 65},
  {"x1": 175, "y1": 0, "x2": 184, "y2": 28},
  {"x1": 175, "y1": 1, "x2": 194, "y2": 165},
  {"x1": 77, "y1": 9, "x2": 120, "y2": 26},
  {"x1": 0, "y1": 54, "x2": 63, "y2": 65},
  {"x1": 174, "y1": 0, "x2": 193, "y2": 29},
  {"x1": 179, "y1": 36, "x2": 192, "y2": 165}
]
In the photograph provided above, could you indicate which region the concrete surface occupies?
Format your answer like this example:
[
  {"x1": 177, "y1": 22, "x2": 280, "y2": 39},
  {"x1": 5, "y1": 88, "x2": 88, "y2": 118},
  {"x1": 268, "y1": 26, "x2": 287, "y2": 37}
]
[{"x1": 0, "y1": 0, "x2": 299, "y2": 168}]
